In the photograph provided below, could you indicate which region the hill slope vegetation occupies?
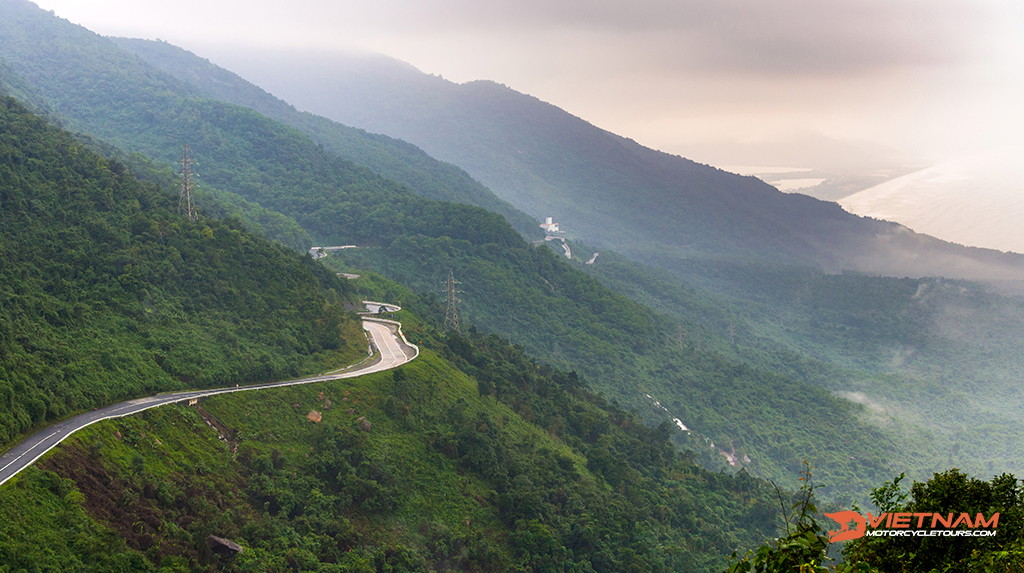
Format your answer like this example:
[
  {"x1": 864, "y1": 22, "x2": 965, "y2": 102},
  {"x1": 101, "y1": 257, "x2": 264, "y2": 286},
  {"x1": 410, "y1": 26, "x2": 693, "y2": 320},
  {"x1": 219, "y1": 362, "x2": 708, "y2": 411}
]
[
  {"x1": 202, "y1": 49, "x2": 1024, "y2": 283},
  {"x1": 0, "y1": 0, "x2": 924, "y2": 499},
  {"x1": 0, "y1": 95, "x2": 363, "y2": 448},
  {"x1": 0, "y1": 334, "x2": 786, "y2": 572}
]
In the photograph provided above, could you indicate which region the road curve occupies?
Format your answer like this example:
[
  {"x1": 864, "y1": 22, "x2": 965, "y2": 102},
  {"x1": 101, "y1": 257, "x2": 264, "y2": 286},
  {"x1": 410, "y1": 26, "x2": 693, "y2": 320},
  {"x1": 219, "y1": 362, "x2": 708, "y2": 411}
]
[{"x1": 0, "y1": 318, "x2": 417, "y2": 488}]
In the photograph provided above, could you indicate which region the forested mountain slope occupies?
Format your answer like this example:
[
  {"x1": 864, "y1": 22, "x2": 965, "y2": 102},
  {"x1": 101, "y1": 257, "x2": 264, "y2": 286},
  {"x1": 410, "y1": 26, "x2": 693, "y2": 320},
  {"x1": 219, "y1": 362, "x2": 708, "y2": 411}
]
[
  {"x1": 110, "y1": 33, "x2": 1024, "y2": 489},
  {"x1": 189, "y1": 41, "x2": 1024, "y2": 487},
  {"x1": 578, "y1": 247, "x2": 1024, "y2": 479},
  {"x1": 217, "y1": 49, "x2": 1024, "y2": 284},
  {"x1": 0, "y1": 94, "x2": 785, "y2": 571},
  {"x1": 0, "y1": 96, "x2": 363, "y2": 447},
  {"x1": 0, "y1": 316, "x2": 783, "y2": 572},
  {"x1": 0, "y1": 0, "x2": 917, "y2": 498},
  {"x1": 0, "y1": 2, "x2": 1020, "y2": 570},
  {"x1": 109, "y1": 37, "x2": 539, "y2": 237}
]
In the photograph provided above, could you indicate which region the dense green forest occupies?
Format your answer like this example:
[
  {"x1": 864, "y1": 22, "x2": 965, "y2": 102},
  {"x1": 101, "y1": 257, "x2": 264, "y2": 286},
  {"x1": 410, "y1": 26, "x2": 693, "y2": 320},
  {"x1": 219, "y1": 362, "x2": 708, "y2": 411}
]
[
  {"x1": 334, "y1": 247, "x2": 911, "y2": 501},
  {"x1": 0, "y1": 0, "x2": 919, "y2": 499},
  {"x1": 0, "y1": 3, "x2": 1021, "y2": 570},
  {"x1": 0, "y1": 95, "x2": 786, "y2": 569},
  {"x1": 0, "y1": 314, "x2": 785, "y2": 572},
  {"x1": 96, "y1": 17, "x2": 1024, "y2": 490},
  {"x1": 579, "y1": 246, "x2": 1024, "y2": 479},
  {"x1": 0, "y1": 96, "x2": 363, "y2": 447},
  {"x1": 0, "y1": 51, "x2": 795, "y2": 571},
  {"x1": 4, "y1": 0, "x2": 1023, "y2": 525}
]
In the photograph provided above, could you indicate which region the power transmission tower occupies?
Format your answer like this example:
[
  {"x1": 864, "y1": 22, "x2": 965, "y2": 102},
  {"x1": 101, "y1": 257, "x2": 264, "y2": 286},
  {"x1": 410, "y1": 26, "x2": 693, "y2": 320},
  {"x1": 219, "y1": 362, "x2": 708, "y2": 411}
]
[
  {"x1": 178, "y1": 144, "x2": 198, "y2": 222},
  {"x1": 443, "y1": 270, "x2": 462, "y2": 333}
]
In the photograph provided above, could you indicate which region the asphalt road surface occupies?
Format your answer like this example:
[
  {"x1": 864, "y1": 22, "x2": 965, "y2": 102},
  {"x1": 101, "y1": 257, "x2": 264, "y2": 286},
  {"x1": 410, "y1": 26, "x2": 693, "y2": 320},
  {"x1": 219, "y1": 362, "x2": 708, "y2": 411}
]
[{"x1": 0, "y1": 318, "x2": 417, "y2": 488}]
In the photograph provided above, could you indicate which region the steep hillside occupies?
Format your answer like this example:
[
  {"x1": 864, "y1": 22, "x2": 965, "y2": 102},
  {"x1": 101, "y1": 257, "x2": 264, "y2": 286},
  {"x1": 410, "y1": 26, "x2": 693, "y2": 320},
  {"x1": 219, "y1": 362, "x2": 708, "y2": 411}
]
[
  {"x1": 95, "y1": 23, "x2": 1024, "y2": 485},
  {"x1": 180, "y1": 43, "x2": 1024, "y2": 485},
  {"x1": 577, "y1": 247, "x2": 1024, "y2": 478},
  {"x1": 0, "y1": 96, "x2": 364, "y2": 447},
  {"x1": 108, "y1": 37, "x2": 539, "y2": 237},
  {"x1": 0, "y1": 1, "x2": 906, "y2": 497},
  {"x1": 332, "y1": 251, "x2": 919, "y2": 501},
  {"x1": 0, "y1": 0, "x2": 991, "y2": 501},
  {"x1": 0, "y1": 94, "x2": 790, "y2": 567},
  {"x1": 215, "y1": 49, "x2": 1024, "y2": 283},
  {"x1": 0, "y1": 1, "x2": 512, "y2": 250},
  {"x1": 0, "y1": 33, "x2": 791, "y2": 568},
  {"x1": 0, "y1": 330, "x2": 781, "y2": 572}
]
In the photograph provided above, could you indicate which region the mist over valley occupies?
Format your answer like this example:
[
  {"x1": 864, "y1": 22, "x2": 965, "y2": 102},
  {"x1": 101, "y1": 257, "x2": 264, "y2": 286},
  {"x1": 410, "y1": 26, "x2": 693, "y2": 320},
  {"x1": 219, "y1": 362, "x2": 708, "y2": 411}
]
[{"x1": 3, "y1": 0, "x2": 1024, "y2": 570}]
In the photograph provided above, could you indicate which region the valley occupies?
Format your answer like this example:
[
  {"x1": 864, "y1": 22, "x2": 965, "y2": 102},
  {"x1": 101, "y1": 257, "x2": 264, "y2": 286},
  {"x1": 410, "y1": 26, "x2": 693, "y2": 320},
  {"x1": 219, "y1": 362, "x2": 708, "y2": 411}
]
[{"x1": 2, "y1": 0, "x2": 1024, "y2": 569}]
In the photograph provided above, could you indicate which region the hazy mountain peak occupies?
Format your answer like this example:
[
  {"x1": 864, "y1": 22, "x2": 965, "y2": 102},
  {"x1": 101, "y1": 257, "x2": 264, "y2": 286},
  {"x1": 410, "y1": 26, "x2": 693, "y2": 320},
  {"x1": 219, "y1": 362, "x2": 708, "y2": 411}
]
[{"x1": 197, "y1": 48, "x2": 1024, "y2": 279}]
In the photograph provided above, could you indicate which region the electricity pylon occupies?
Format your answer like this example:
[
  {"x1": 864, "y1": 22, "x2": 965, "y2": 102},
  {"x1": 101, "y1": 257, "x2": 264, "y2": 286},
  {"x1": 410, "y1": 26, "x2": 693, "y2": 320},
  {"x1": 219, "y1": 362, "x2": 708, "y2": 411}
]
[
  {"x1": 443, "y1": 270, "x2": 462, "y2": 333},
  {"x1": 178, "y1": 144, "x2": 198, "y2": 222}
]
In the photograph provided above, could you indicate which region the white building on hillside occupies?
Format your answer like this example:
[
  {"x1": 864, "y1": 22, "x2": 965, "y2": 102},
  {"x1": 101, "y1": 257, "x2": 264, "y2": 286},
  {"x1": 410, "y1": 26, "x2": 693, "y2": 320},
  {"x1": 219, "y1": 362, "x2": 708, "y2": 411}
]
[{"x1": 539, "y1": 217, "x2": 563, "y2": 235}]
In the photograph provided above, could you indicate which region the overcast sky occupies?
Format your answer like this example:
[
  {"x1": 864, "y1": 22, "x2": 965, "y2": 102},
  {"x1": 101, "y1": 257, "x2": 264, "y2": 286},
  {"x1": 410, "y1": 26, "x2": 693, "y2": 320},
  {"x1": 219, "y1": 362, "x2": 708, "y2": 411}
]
[{"x1": 31, "y1": 0, "x2": 1024, "y2": 168}]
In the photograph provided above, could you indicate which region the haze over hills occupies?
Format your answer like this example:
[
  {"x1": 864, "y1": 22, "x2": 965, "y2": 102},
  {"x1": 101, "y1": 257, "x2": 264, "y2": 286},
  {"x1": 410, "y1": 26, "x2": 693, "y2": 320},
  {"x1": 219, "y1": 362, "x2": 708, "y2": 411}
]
[
  {"x1": 7, "y1": 0, "x2": 1024, "y2": 489},
  {"x1": 203, "y1": 48, "x2": 1024, "y2": 285},
  {"x1": 839, "y1": 147, "x2": 1024, "y2": 255},
  {"x1": 5, "y1": 0, "x2": 1024, "y2": 568},
  {"x1": 0, "y1": 0, "x2": 924, "y2": 500},
  {"x1": 677, "y1": 129, "x2": 925, "y2": 203},
  {"x1": 0, "y1": 94, "x2": 786, "y2": 572},
  {"x1": 107, "y1": 38, "x2": 540, "y2": 239},
  {"x1": 105, "y1": 36, "x2": 1024, "y2": 483}
]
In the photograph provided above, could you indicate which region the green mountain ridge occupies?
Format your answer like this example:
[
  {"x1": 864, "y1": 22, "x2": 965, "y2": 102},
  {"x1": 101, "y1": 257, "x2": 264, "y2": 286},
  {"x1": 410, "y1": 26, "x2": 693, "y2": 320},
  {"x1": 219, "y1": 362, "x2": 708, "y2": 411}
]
[
  {"x1": 6, "y1": 0, "x2": 1024, "y2": 516},
  {"x1": 0, "y1": 0, "x2": 913, "y2": 500},
  {"x1": 203, "y1": 48, "x2": 1024, "y2": 284},
  {"x1": 108, "y1": 37, "x2": 539, "y2": 239},
  {"x1": 0, "y1": 93, "x2": 782, "y2": 571},
  {"x1": 110, "y1": 36, "x2": 1024, "y2": 477},
  {"x1": 172, "y1": 42, "x2": 1024, "y2": 485},
  {"x1": 0, "y1": 77, "x2": 1017, "y2": 571},
  {"x1": 1, "y1": 2, "x2": 1023, "y2": 569}
]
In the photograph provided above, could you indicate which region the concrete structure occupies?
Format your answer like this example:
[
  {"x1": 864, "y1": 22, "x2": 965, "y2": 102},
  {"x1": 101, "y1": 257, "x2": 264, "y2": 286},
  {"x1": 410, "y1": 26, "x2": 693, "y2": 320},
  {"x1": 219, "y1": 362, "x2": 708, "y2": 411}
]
[
  {"x1": 308, "y1": 245, "x2": 359, "y2": 259},
  {"x1": 539, "y1": 217, "x2": 563, "y2": 235}
]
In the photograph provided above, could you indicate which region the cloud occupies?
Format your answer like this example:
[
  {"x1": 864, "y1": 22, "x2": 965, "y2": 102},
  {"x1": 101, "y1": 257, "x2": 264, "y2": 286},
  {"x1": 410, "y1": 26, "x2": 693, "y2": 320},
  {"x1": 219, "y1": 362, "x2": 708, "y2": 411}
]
[
  {"x1": 309, "y1": 0, "x2": 999, "y2": 160},
  {"x1": 32, "y1": 0, "x2": 999, "y2": 86},
  {"x1": 33, "y1": 0, "x2": 1021, "y2": 163},
  {"x1": 30, "y1": 0, "x2": 1004, "y2": 84},
  {"x1": 350, "y1": 0, "x2": 990, "y2": 77}
]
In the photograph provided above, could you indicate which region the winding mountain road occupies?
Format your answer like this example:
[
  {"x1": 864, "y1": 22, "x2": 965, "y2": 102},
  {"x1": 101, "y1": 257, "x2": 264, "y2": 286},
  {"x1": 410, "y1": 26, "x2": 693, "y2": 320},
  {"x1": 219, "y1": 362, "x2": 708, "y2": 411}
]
[{"x1": 0, "y1": 316, "x2": 417, "y2": 488}]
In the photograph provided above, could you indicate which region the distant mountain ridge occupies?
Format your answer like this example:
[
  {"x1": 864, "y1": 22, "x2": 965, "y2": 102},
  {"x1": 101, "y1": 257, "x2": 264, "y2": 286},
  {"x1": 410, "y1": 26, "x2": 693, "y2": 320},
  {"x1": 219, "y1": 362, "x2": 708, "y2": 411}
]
[
  {"x1": 109, "y1": 38, "x2": 539, "y2": 237},
  {"x1": 210, "y1": 49, "x2": 1024, "y2": 283},
  {"x1": 10, "y1": 0, "x2": 1024, "y2": 509},
  {"x1": 0, "y1": 0, "x2": 928, "y2": 499}
]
